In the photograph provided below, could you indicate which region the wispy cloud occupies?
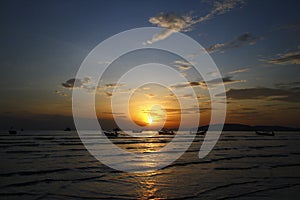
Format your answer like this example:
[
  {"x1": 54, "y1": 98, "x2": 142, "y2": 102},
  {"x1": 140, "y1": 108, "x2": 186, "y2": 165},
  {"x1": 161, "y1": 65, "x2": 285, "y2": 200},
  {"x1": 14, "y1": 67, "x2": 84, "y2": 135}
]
[
  {"x1": 198, "y1": 0, "x2": 245, "y2": 22},
  {"x1": 101, "y1": 111, "x2": 125, "y2": 116},
  {"x1": 104, "y1": 83, "x2": 125, "y2": 88},
  {"x1": 206, "y1": 33, "x2": 260, "y2": 53},
  {"x1": 146, "y1": 13, "x2": 196, "y2": 44},
  {"x1": 147, "y1": 0, "x2": 245, "y2": 44},
  {"x1": 61, "y1": 77, "x2": 127, "y2": 97},
  {"x1": 209, "y1": 76, "x2": 245, "y2": 85},
  {"x1": 173, "y1": 60, "x2": 193, "y2": 71},
  {"x1": 267, "y1": 50, "x2": 300, "y2": 65},
  {"x1": 228, "y1": 109, "x2": 260, "y2": 117},
  {"x1": 180, "y1": 93, "x2": 196, "y2": 99},
  {"x1": 164, "y1": 107, "x2": 200, "y2": 114},
  {"x1": 228, "y1": 67, "x2": 250, "y2": 74},
  {"x1": 54, "y1": 90, "x2": 67, "y2": 97},
  {"x1": 219, "y1": 87, "x2": 300, "y2": 102},
  {"x1": 145, "y1": 93, "x2": 155, "y2": 98},
  {"x1": 274, "y1": 81, "x2": 300, "y2": 91},
  {"x1": 171, "y1": 81, "x2": 207, "y2": 89},
  {"x1": 165, "y1": 93, "x2": 176, "y2": 98},
  {"x1": 171, "y1": 76, "x2": 245, "y2": 89},
  {"x1": 105, "y1": 91, "x2": 113, "y2": 97},
  {"x1": 276, "y1": 20, "x2": 300, "y2": 31}
]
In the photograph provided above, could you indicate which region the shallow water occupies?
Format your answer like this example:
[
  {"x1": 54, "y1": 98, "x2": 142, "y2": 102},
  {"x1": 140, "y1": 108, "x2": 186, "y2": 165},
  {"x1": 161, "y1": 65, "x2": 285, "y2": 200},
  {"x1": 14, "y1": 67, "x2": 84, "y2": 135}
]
[{"x1": 1, "y1": 130, "x2": 300, "y2": 199}]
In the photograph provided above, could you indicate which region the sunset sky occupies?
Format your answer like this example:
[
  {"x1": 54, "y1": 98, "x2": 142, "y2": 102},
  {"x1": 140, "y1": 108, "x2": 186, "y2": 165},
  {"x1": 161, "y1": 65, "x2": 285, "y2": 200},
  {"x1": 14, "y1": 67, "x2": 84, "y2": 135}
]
[{"x1": 0, "y1": 0, "x2": 299, "y2": 129}]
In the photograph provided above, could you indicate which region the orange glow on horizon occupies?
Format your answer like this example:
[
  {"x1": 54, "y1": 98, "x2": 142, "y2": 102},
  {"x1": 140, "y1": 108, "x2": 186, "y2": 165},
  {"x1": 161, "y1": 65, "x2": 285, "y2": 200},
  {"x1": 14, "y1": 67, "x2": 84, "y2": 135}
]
[{"x1": 95, "y1": 83, "x2": 210, "y2": 130}]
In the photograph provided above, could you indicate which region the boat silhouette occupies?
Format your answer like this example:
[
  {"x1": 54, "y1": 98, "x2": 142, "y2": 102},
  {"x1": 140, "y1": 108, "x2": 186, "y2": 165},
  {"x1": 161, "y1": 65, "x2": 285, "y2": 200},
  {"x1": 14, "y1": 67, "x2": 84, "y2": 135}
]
[
  {"x1": 158, "y1": 129, "x2": 175, "y2": 135},
  {"x1": 103, "y1": 128, "x2": 120, "y2": 137},
  {"x1": 255, "y1": 130, "x2": 275, "y2": 136},
  {"x1": 103, "y1": 130, "x2": 119, "y2": 137},
  {"x1": 8, "y1": 127, "x2": 17, "y2": 134}
]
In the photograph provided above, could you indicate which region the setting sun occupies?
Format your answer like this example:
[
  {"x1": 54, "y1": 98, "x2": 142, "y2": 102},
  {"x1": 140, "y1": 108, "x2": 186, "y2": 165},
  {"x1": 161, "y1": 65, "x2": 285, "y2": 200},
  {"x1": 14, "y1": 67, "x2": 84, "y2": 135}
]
[{"x1": 148, "y1": 115, "x2": 153, "y2": 124}]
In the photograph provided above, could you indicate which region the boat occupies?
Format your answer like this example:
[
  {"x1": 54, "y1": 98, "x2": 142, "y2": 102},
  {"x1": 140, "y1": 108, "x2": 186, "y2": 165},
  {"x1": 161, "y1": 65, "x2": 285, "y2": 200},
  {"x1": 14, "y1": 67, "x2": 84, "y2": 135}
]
[
  {"x1": 103, "y1": 130, "x2": 119, "y2": 137},
  {"x1": 8, "y1": 130, "x2": 17, "y2": 134},
  {"x1": 255, "y1": 130, "x2": 275, "y2": 136},
  {"x1": 8, "y1": 127, "x2": 17, "y2": 134},
  {"x1": 158, "y1": 129, "x2": 175, "y2": 135},
  {"x1": 64, "y1": 127, "x2": 71, "y2": 131}
]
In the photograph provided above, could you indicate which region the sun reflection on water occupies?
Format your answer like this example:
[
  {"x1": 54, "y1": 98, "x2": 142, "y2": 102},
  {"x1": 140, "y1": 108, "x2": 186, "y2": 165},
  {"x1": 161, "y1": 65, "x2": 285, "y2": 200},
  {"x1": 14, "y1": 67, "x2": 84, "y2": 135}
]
[{"x1": 135, "y1": 171, "x2": 164, "y2": 200}]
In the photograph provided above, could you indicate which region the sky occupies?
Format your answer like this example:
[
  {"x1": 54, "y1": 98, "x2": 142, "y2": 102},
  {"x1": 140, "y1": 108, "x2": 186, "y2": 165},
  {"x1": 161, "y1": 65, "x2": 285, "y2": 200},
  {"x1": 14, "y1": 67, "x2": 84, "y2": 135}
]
[{"x1": 0, "y1": 0, "x2": 300, "y2": 130}]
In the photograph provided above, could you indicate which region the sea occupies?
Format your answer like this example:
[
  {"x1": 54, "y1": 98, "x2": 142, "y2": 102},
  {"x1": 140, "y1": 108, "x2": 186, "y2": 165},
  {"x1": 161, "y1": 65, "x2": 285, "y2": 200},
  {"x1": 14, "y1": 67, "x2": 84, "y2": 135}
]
[{"x1": 1, "y1": 130, "x2": 300, "y2": 199}]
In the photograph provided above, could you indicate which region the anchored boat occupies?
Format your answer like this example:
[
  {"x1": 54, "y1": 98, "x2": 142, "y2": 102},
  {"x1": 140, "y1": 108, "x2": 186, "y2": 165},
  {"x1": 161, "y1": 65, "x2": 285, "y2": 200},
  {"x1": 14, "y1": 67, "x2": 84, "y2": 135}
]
[
  {"x1": 158, "y1": 129, "x2": 175, "y2": 135},
  {"x1": 255, "y1": 130, "x2": 275, "y2": 136}
]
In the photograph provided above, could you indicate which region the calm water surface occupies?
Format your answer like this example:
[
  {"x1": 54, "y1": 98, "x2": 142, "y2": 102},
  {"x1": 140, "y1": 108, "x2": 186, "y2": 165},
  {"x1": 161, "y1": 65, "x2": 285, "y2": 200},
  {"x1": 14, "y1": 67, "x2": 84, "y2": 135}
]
[{"x1": 1, "y1": 131, "x2": 299, "y2": 199}]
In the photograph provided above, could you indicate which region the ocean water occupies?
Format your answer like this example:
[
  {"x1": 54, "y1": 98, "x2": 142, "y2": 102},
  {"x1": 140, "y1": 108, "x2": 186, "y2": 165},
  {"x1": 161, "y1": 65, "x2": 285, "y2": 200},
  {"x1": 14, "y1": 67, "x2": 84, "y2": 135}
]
[{"x1": 1, "y1": 130, "x2": 300, "y2": 199}]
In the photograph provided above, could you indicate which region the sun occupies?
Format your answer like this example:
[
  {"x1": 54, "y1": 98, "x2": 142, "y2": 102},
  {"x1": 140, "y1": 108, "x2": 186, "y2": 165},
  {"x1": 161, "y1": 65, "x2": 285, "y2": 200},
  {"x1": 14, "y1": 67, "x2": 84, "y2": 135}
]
[{"x1": 148, "y1": 115, "x2": 153, "y2": 125}]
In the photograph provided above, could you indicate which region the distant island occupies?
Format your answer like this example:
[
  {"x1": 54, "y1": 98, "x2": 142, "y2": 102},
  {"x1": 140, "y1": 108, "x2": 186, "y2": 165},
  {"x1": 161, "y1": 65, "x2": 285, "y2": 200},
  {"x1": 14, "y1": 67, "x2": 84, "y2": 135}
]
[{"x1": 197, "y1": 123, "x2": 300, "y2": 131}]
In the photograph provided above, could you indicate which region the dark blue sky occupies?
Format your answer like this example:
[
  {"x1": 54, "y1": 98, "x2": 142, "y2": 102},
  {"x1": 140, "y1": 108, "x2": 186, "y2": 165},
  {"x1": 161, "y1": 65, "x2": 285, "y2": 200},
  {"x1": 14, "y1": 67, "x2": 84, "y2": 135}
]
[{"x1": 1, "y1": 0, "x2": 300, "y2": 129}]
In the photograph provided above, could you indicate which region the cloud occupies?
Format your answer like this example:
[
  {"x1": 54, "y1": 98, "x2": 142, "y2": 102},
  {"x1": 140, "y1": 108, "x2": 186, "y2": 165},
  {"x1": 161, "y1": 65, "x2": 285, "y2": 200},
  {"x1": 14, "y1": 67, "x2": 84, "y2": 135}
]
[
  {"x1": 102, "y1": 86, "x2": 128, "y2": 97},
  {"x1": 62, "y1": 78, "x2": 76, "y2": 88},
  {"x1": 165, "y1": 93, "x2": 175, "y2": 98},
  {"x1": 171, "y1": 81, "x2": 206, "y2": 89},
  {"x1": 180, "y1": 72, "x2": 187, "y2": 77},
  {"x1": 105, "y1": 83, "x2": 125, "y2": 88},
  {"x1": 276, "y1": 20, "x2": 300, "y2": 31},
  {"x1": 207, "y1": 76, "x2": 245, "y2": 85},
  {"x1": 142, "y1": 87, "x2": 150, "y2": 90},
  {"x1": 105, "y1": 92, "x2": 113, "y2": 97},
  {"x1": 206, "y1": 70, "x2": 219, "y2": 77},
  {"x1": 54, "y1": 90, "x2": 67, "y2": 97},
  {"x1": 117, "y1": 88, "x2": 132, "y2": 93},
  {"x1": 62, "y1": 77, "x2": 91, "y2": 89},
  {"x1": 171, "y1": 76, "x2": 244, "y2": 89},
  {"x1": 198, "y1": 76, "x2": 246, "y2": 89},
  {"x1": 197, "y1": 94, "x2": 209, "y2": 100},
  {"x1": 197, "y1": 0, "x2": 245, "y2": 24},
  {"x1": 267, "y1": 50, "x2": 300, "y2": 65},
  {"x1": 96, "y1": 83, "x2": 129, "y2": 96},
  {"x1": 97, "y1": 82, "x2": 126, "y2": 91},
  {"x1": 275, "y1": 81, "x2": 300, "y2": 89},
  {"x1": 173, "y1": 60, "x2": 192, "y2": 71},
  {"x1": 181, "y1": 93, "x2": 196, "y2": 99},
  {"x1": 206, "y1": 33, "x2": 260, "y2": 53},
  {"x1": 147, "y1": 0, "x2": 245, "y2": 44},
  {"x1": 164, "y1": 107, "x2": 200, "y2": 114},
  {"x1": 145, "y1": 93, "x2": 155, "y2": 98},
  {"x1": 62, "y1": 77, "x2": 128, "y2": 97},
  {"x1": 101, "y1": 112, "x2": 125, "y2": 115},
  {"x1": 219, "y1": 87, "x2": 300, "y2": 102},
  {"x1": 240, "y1": 107, "x2": 257, "y2": 111},
  {"x1": 228, "y1": 110, "x2": 261, "y2": 117},
  {"x1": 101, "y1": 113, "x2": 127, "y2": 120},
  {"x1": 228, "y1": 68, "x2": 250, "y2": 74},
  {"x1": 146, "y1": 13, "x2": 196, "y2": 44},
  {"x1": 274, "y1": 81, "x2": 300, "y2": 93},
  {"x1": 201, "y1": 0, "x2": 245, "y2": 21}
]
